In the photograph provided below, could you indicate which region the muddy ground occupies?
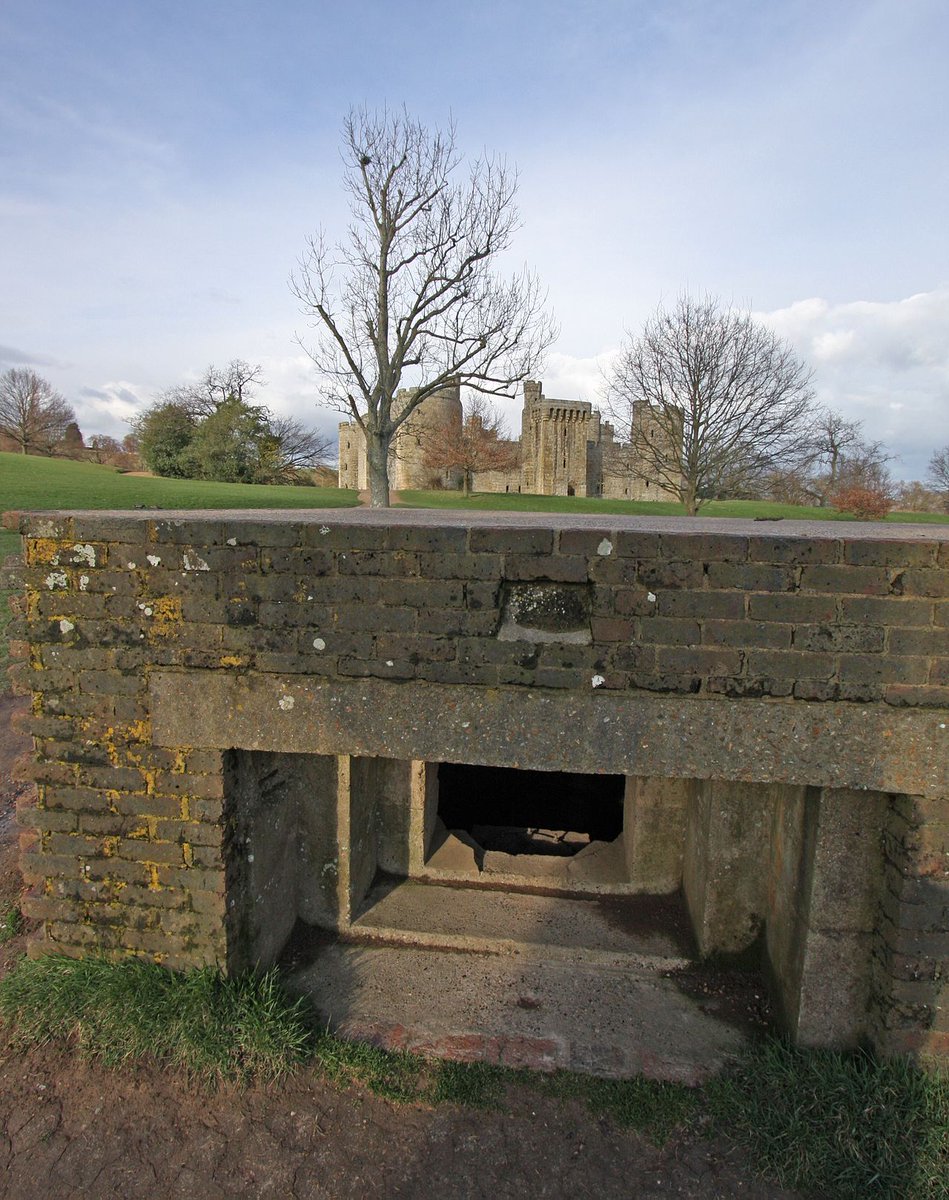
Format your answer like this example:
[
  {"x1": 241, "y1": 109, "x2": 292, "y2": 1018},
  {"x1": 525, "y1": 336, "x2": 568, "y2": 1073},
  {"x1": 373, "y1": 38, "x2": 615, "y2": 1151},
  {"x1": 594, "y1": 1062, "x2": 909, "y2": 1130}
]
[{"x1": 0, "y1": 693, "x2": 805, "y2": 1199}]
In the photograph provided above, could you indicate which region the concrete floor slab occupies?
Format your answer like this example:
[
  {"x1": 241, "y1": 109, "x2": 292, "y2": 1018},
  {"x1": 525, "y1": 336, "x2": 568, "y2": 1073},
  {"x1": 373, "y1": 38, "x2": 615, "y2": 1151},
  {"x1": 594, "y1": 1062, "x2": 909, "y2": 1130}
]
[{"x1": 290, "y1": 942, "x2": 753, "y2": 1083}]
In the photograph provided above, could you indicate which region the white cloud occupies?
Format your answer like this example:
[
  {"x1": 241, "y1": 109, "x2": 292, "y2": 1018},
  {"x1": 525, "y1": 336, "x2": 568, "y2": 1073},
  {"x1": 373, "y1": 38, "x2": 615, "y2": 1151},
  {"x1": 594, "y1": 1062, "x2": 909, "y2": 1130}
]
[
  {"x1": 761, "y1": 290, "x2": 949, "y2": 478},
  {"x1": 74, "y1": 381, "x2": 151, "y2": 437}
]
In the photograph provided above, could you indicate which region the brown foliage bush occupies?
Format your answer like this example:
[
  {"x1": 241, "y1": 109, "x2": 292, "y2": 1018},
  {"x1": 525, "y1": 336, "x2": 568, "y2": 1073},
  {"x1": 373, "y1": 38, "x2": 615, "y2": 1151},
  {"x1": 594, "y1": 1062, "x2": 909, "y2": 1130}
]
[{"x1": 830, "y1": 485, "x2": 891, "y2": 520}]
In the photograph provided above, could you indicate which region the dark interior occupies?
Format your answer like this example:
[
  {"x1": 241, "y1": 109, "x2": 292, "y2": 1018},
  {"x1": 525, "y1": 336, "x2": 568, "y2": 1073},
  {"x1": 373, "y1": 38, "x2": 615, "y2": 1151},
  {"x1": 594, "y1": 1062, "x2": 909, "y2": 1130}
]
[{"x1": 436, "y1": 763, "x2": 624, "y2": 856}]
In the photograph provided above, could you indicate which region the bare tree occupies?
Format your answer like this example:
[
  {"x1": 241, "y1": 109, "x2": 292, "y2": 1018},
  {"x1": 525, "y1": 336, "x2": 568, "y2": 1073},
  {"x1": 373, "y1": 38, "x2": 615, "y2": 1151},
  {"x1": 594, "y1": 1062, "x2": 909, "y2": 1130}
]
[
  {"x1": 0, "y1": 368, "x2": 76, "y2": 455},
  {"x1": 424, "y1": 393, "x2": 519, "y2": 496},
  {"x1": 928, "y1": 445, "x2": 949, "y2": 511},
  {"x1": 290, "y1": 107, "x2": 557, "y2": 507},
  {"x1": 158, "y1": 359, "x2": 264, "y2": 417},
  {"x1": 765, "y1": 409, "x2": 893, "y2": 507},
  {"x1": 269, "y1": 415, "x2": 334, "y2": 478},
  {"x1": 605, "y1": 295, "x2": 816, "y2": 515},
  {"x1": 804, "y1": 410, "x2": 892, "y2": 506}
]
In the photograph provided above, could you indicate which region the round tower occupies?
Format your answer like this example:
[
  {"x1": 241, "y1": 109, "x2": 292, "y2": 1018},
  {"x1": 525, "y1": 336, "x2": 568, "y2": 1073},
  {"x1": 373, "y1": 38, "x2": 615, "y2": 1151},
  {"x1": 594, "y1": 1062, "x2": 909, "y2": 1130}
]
[{"x1": 392, "y1": 382, "x2": 463, "y2": 489}]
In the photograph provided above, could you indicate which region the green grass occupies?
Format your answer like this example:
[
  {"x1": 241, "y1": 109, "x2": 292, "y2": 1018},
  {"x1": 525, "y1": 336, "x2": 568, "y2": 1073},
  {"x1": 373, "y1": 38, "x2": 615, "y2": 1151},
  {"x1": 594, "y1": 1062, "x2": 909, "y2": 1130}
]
[
  {"x1": 398, "y1": 488, "x2": 949, "y2": 524},
  {"x1": 0, "y1": 451, "x2": 358, "y2": 513},
  {"x1": 0, "y1": 955, "x2": 312, "y2": 1086},
  {"x1": 531, "y1": 1069, "x2": 698, "y2": 1146},
  {"x1": 0, "y1": 905, "x2": 22, "y2": 944},
  {"x1": 707, "y1": 1040, "x2": 949, "y2": 1199}
]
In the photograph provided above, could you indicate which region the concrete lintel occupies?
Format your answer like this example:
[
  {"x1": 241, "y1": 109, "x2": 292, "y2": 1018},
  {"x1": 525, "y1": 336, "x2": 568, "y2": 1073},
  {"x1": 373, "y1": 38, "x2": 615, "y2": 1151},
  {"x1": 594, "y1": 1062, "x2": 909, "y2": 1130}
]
[{"x1": 150, "y1": 672, "x2": 948, "y2": 798}]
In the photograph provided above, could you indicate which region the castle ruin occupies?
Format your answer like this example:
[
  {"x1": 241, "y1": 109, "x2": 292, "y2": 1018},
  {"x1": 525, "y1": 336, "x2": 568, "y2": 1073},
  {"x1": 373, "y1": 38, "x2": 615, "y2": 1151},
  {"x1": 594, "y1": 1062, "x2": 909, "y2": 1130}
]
[{"x1": 338, "y1": 381, "x2": 680, "y2": 501}]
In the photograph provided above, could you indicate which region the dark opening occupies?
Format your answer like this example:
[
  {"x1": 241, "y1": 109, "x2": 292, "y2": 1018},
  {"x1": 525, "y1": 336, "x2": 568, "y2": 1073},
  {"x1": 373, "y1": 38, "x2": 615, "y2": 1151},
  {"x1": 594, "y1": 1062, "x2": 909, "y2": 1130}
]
[{"x1": 437, "y1": 763, "x2": 624, "y2": 857}]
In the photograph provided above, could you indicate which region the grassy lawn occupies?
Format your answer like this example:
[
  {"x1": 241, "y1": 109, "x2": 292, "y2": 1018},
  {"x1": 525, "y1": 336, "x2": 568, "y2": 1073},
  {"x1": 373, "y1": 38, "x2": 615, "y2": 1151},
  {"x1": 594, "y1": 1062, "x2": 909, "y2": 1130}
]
[
  {"x1": 0, "y1": 452, "x2": 359, "y2": 513},
  {"x1": 2, "y1": 451, "x2": 946, "y2": 524},
  {"x1": 398, "y1": 488, "x2": 949, "y2": 524}
]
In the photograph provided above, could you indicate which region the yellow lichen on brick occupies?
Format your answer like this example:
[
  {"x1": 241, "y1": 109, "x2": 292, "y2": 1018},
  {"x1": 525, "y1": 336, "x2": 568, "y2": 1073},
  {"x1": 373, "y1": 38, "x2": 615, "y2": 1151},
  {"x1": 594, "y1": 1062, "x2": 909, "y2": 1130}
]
[
  {"x1": 179, "y1": 797, "x2": 191, "y2": 821},
  {"x1": 26, "y1": 537, "x2": 69, "y2": 566},
  {"x1": 182, "y1": 843, "x2": 194, "y2": 868},
  {"x1": 218, "y1": 654, "x2": 248, "y2": 668},
  {"x1": 147, "y1": 865, "x2": 161, "y2": 891},
  {"x1": 147, "y1": 595, "x2": 183, "y2": 636},
  {"x1": 101, "y1": 836, "x2": 119, "y2": 858}
]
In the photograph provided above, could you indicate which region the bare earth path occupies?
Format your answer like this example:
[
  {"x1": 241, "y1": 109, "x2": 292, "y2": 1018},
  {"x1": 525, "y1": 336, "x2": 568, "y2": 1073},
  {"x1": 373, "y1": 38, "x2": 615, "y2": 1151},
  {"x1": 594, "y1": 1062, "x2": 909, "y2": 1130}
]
[{"x1": 0, "y1": 695, "x2": 805, "y2": 1200}]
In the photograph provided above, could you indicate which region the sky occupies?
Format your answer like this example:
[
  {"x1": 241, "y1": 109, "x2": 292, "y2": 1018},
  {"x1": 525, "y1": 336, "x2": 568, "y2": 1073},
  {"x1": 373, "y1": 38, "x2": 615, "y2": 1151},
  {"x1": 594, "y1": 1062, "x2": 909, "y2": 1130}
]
[{"x1": 0, "y1": 0, "x2": 946, "y2": 480}]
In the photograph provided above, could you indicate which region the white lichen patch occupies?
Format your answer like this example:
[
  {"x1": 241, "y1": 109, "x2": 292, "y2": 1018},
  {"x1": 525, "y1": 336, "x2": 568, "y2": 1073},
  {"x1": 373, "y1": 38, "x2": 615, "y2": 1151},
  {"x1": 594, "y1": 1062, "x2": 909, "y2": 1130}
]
[
  {"x1": 591, "y1": 674, "x2": 606, "y2": 688},
  {"x1": 59, "y1": 619, "x2": 75, "y2": 634},
  {"x1": 646, "y1": 591, "x2": 657, "y2": 603},
  {"x1": 45, "y1": 571, "x2": 68, "y2": 590},
  {"x1": 312, "y1": 637, "x2": 326, "y2": 651},
  {"x1": 385, "y1": 660, "x2": 394, "y2": 667},
  {"x1": 146, "y1": 554, "x2": 161, "y2": 567},
  {"x1": 71, "y1": 544, "x2": 96, "y2": 567},
  {"x1": 226, "y1": 537, "x2": 237, "y2": 546},
  {"x1": 78, "y1": 575, "x2": 90, "y2": 592},
  {"x1": 278, "y1": 694, "x2": 295, "y2": 711},
  {"x1": 319, "y1": 525, "x2": 330, "y2": 536},
  {"x1": 597, "y1": 538, "x2": 613, "y2": 556},
  {"x1": 182, "y1": 551, "x2": 210, "y2": 572},
  {"x1": 126, "y1": 562, "x2": 137, "y2": 570},
  {"x1": 137, "y1": 602, "x2": 154, "y2": 617}
]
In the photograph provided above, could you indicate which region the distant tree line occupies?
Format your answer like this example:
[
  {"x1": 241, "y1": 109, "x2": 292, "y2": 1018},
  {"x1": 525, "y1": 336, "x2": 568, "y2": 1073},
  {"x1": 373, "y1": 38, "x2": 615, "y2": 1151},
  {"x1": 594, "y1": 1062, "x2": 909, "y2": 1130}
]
[{"x1": 130, "y1": 361, "x2": 331, "y2": 485}]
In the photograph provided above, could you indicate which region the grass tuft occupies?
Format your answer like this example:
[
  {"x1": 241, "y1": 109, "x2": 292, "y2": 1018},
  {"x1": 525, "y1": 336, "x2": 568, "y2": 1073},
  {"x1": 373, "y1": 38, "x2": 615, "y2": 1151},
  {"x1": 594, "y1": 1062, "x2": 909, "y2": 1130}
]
[
  {"x1": 706, "y1": 1039, "x2": 949, "y2": 1199},
  {"x1": 427, "y1": 1059, "x2": 509, "y2": 1109},
  {"x1": 312, "y1": 1031, "x2": 426, "y2": 1102},
  {"x1": 0, "y1": 905, "x2": 22, "y2": 944},
  {"x1": 532, "y1": 1070, "x2": 697, "y2": 1146},
  {"x1": 0, "y1": 955, "x2": 312, "y2": 1086}
]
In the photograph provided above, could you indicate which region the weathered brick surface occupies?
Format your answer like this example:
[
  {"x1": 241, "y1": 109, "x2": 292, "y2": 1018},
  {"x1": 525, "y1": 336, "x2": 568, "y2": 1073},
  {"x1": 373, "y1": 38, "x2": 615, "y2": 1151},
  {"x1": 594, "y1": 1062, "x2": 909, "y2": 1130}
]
[
  {"x1": 10, "y1": 510, "x2": 949, "y2": 1062},
  {"x1": 869, "y1": 793, "x2": 949, "y2": 1060}
]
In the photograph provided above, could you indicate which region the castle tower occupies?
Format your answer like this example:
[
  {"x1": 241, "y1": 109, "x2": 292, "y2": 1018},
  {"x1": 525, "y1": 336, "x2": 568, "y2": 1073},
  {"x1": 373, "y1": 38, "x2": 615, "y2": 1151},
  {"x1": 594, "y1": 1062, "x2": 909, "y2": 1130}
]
[
  {"x1": 391, "y1": 381, "x2": 463, "y2": 490},
  {"x1": 520, "y1": 380, "x2": 595, "y2": 497},
  {"x1": 337, "y1": 382, "x2": 464, "y2": 492}
]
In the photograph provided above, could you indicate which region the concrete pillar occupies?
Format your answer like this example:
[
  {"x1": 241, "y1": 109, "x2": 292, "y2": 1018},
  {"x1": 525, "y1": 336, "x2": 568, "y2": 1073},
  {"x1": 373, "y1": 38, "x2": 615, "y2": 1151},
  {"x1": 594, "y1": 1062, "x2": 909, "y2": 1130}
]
[
  {"x1": 225, "y1": 750, "x2": 340, "y2": 971},
  {"x1": 623, "y1": 776, "x2": 690, "y2": 892},
  {"x1": 683, "y1": 779, "x2": 773, "y2": 957},
  {"x1": 766, "y1": 787, "x2": 885, "y2": 1047}
]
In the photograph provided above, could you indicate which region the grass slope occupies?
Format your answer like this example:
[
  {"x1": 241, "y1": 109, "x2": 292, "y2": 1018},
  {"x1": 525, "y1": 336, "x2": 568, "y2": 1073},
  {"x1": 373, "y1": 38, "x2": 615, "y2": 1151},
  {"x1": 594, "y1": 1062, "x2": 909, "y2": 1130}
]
[
  {"x1": 0, "y1": 452, "x2": 359, "y2": 513},
  {"x1": 398, "y1": 488, "x2": 949, "y2": 524}
]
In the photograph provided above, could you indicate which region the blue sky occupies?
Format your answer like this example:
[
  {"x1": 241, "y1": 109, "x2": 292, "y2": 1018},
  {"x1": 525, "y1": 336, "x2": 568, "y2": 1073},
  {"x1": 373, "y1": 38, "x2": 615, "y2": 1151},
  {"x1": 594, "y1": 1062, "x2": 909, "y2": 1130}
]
[{"x1": 1, "y1": 0, "x2": 946, "y2": 479}]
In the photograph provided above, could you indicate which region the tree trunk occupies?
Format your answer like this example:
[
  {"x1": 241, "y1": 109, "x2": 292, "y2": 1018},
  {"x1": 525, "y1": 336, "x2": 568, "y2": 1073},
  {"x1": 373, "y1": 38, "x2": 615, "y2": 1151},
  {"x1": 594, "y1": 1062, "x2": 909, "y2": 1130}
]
[
  {"x1": 463, "y1": 469, "x2": 471, "y2": 497},
  {"x1": 366, "y1": 429, "x2": 391, "y2": 508}
]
